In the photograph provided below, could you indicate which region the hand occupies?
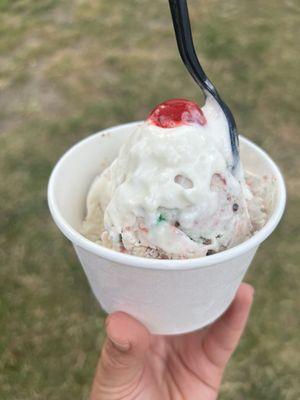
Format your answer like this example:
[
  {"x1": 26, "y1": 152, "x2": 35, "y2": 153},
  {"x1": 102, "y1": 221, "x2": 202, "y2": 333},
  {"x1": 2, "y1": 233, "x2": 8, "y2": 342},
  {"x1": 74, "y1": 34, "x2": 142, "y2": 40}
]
[{"x1": 90, "y1": 283, "x2": 254, "y2": 400}]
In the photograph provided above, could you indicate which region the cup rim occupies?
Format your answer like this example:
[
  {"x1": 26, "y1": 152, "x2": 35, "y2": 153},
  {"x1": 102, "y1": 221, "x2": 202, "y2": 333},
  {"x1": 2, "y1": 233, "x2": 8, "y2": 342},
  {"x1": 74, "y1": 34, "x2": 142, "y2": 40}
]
[{"x1": 48, "y1": 121, "x2": 286, "y2": 271}]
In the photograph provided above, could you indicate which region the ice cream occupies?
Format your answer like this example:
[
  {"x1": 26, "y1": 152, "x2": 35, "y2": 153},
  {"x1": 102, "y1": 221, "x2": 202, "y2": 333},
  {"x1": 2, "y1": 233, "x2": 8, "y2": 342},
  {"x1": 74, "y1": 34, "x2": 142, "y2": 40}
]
[{"x1": 82, "y1": 98, "x2": 270, "y2": 259}]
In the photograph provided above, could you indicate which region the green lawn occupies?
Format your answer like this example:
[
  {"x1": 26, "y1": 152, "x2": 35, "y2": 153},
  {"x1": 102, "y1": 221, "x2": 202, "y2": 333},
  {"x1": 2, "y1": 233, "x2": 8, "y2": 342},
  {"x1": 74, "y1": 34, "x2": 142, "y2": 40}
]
[{"x1": 0, "y1": 0, "x2": 299, "y2": 399}]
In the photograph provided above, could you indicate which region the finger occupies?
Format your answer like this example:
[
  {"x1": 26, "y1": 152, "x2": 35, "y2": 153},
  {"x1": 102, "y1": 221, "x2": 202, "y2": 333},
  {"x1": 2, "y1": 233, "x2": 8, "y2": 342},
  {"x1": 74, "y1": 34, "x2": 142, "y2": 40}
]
[
  {"x1": 90, "y1": 312, "x2": 150, "y2": 399},
  {"x1": 202, "y1": 283, "x2": 254, "y2": 369}
]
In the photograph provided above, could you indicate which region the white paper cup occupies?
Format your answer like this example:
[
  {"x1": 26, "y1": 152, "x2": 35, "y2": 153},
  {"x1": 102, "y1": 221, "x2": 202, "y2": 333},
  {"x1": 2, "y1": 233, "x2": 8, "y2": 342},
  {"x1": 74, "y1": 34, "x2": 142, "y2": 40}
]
[{"x1": 48, "y1": 122, "x2": 286, "y2": 334}]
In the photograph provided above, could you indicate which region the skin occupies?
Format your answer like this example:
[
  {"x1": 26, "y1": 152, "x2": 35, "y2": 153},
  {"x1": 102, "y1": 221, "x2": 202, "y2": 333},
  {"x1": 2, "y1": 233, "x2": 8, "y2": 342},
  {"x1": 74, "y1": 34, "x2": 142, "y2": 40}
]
[{"x1": 91, "y1": 283, "x2": 254, "y2": 400}]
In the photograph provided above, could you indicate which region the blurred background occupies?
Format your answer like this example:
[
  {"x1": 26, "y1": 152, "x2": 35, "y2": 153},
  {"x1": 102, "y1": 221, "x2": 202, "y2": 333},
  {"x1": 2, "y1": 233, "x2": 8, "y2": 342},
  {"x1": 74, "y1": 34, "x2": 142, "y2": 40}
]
[{"x1": 0, "y1": 0, "x2": 299, "y2": 399}]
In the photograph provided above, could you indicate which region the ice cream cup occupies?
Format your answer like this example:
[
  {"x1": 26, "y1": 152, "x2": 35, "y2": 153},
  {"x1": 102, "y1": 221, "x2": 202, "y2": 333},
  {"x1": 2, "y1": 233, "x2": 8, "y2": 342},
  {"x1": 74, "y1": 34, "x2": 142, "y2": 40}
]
[{"x1": 48, "y1": 122, "x2": 286, "y2": 334}]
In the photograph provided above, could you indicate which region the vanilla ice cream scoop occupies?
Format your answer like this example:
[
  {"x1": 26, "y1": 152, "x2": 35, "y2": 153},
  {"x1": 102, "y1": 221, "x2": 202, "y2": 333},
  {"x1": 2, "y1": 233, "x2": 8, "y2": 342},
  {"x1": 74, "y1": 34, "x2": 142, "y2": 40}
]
[{"x1": 82, "y1": 98, "x2": 266, "y2": 259}]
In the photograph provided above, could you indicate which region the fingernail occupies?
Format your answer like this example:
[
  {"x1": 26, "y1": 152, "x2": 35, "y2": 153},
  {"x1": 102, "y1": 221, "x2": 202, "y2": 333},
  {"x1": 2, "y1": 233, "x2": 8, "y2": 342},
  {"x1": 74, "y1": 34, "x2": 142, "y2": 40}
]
[
  {"x1": 105, "y1": 318, "x2": 131, "y2": 352},
  {"x1": 108, "y1": 335, "x2": 131, "y2": 352}
]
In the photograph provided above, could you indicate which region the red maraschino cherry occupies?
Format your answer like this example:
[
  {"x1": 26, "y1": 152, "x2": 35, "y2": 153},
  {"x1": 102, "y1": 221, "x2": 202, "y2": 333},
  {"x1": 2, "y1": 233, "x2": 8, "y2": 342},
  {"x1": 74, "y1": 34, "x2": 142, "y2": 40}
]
[{"x1": 147, "y1": 98, "x2": 206, "y2": 128}]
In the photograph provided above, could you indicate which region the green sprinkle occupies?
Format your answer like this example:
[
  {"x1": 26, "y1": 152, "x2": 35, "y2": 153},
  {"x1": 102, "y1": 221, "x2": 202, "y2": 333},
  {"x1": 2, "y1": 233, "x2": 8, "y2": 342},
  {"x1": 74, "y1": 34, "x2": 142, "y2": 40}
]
[{"x1": 157, "y1": 214, "x2": 166, "y2": 224}]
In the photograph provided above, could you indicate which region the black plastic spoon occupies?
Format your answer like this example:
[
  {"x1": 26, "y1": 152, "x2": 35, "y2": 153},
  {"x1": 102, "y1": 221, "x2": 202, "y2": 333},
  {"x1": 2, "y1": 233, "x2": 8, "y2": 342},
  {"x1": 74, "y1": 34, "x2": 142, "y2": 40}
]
[{"x1": 168, "y1": 0, "x2": 239, "y2": 173}]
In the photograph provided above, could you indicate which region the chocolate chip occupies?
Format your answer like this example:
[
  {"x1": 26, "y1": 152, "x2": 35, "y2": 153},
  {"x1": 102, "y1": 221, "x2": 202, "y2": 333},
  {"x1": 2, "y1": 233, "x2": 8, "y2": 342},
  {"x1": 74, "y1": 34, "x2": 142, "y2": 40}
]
[
  {"x1": 233, "y1": 203, "x2": 239, "y2": 212},
  {"x1": 206, "y1": 249, "x2": 216, "y2": 256},
  {"x1": 203, "y1": 238, "x2": 212, "y2": 245}
]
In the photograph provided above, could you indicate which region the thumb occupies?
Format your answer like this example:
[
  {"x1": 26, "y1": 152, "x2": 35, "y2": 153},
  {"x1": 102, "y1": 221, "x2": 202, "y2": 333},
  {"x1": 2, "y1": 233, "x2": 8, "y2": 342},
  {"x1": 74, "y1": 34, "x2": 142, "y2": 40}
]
[{"x1": 90, "y1": 312, "x2": 150, "y2": 400}]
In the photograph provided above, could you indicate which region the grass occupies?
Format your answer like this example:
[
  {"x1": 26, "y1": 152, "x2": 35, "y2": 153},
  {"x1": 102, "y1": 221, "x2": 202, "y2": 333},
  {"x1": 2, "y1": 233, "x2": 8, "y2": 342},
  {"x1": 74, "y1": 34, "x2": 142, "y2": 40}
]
[{"x1": 0, "y1": 0, "x2": 299, "y2": 398}]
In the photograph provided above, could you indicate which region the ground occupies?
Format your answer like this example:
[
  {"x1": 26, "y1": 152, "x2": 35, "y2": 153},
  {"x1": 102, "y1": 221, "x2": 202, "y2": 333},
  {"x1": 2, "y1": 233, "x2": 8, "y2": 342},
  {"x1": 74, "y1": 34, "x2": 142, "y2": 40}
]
[{"x1": 0, "y1": 0, "x2": 299, "y2": 399}]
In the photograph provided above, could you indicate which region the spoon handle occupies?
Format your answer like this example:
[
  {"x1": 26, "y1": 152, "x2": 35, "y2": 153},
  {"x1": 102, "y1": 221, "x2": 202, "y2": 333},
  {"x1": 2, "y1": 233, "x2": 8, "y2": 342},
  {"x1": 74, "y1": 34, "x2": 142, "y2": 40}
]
[
  {"x1": 168, "y1": 0, "x2": 239, "y2": 171},
  {"x1": 169, "y1": 0, "x2": 215, "y2": 95}
]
